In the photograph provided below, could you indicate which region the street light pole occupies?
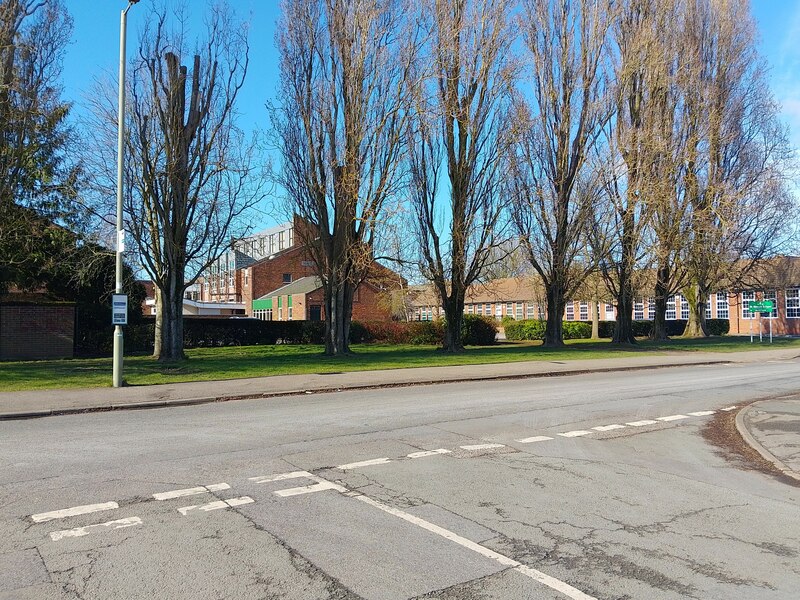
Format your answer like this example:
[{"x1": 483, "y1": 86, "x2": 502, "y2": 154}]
[{"x1": 113, "y1": 0, "x2": 138, "y2": 388}]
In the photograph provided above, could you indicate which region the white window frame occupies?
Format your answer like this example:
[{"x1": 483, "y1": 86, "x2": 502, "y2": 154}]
[
  {"x1": 633, "y1": 300, "x2": 644, "y2": 321},
  {"x1": 579, "y1": 301, "x2": 589, "y2": 321},
  {"x1": 666, "y1": 296, "x2": 676, "y2": 320},
  {"x1": 678, "y1": 294, "x2": 689, "y2": 320},
  {"x1": 565, "y1": 302, "x2": 574, "y2": 321},
  {"x1": 787, "y1": 288, "x2": 800, "y2": 319},
  {"x1": 716, "y1": 292, "x2": 729, "y2": 319},
  {"x1": 605, "y1": 303, "x2": 615, "y2": 321},
  {"x1": 527, "y1": 303, "x2": 535, "y2": 319},
  {"x1": 516, "y1": 303, "x2": 523, "y2": 320}
]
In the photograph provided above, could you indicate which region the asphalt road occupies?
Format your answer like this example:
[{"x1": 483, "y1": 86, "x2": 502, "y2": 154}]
[{"x1": 2, "y1": 359, "x2": 800, "y2": 600}]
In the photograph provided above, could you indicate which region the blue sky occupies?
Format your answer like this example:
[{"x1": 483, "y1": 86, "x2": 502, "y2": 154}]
[{"x1": 62, "y1": 1, "x2": 800, "y2": 225}]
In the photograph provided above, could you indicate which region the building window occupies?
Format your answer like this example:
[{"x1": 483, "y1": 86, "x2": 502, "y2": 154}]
[
  {"x1": 666, "y1": 296, "x2": 676, "y2": 320},
  {"x1": 647, "y1": 299, "x2": 654, "y2": 320},
  {"x1": 244, "y1": 270, "x2": 249, "y2": 287},
  {"x1": 634, "y1": 300, "x2": 644, "y2": 321},
  {"x1": 705, "y1": 297, "x2": 712, "y2": 320},
  {"x1": 716, "y1": 292, "x2": 729, "y2": 319},
  {"x1": 288, "y1": 227, "x2": 294, "y2": 247},
  {"x1": 484, "y1": 303, "x2": 491, "y2": 315},
  {"x1": 565, "y1": 302, "x2": 574, "y2": 321},
  {"x1": 282, "y1": 273, "x2": 292, "y2": 284},
  {"x1": 526, "y1": 303, "x2": 535, "y2": 319},
  {"x1": 288, "y1": 306, "x2": 293, "y2": 320},
  {"x1": 787, "y1": 289, "x2": 800, "y2": 318},
  {"x1": 605, "y1": 303, "x2": 615, "y2": 321},
  {"x1": 764, "y1": 290, "x2": 778, "y2": 319},
  {"x1": 467, "y1": 304, "x2": 474, "y2": 314},
  {"x1": 579, "y1": 302, "x2": 589, "y2": 321},
  {"x1": 477, "y1": 304, "x2": 483, "y2": 315},
  {"x1": 278, "y1": 307, "x2": 283, "y2": 320},
  {"x1": 742, "y1": 291, "x2": 778, "y2": 319},
  {"x1": 516, "y1": 303, "x2": 523, "y2": 320},
  {"x1": 495, "y1": 305, "x2": 503, "y2": 321},
  {"x1": 677, "y1": 294, "x2": 689, "y2": 320}
]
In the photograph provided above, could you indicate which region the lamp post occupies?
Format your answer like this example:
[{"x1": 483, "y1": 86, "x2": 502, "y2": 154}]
[{"x1": 113, "y1": 0, "x2": 139, "y2": 388}]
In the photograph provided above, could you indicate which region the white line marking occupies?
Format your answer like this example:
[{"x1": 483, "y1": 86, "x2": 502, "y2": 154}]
[
  {"x1": 516, "y1": 436, "x2": 554, "y2": 444},
  {"x1": 49, "y1": 517, "x2": 142, "y2": 541},
  {"x1": 459, "y1": 443, "x2": 506, "y2": 451},
  {"x1": 249, "y1": 471, "x2": 313, "y2": 484},
  {"x1": 274, "y1": 481, "x2": 347, "y2": 497},
  {"x1": 558, "y1": 430, "x2": 592, "y2": 438},
  {"x1": 337, "y1": 458, "x2": 391, "y2": 470},
  {"x1": 720, "y1": 406, "x2": 738, "y2": 411},
  {"x1": 178, "y1": 496, "x2": 253, "y2": 515},
  {"x1": 626, "y1": 420, "x2": 658, "y2": 427},
  {"x1": 153, "y1": 483, "x2": 230, "y2": 500},
  {"x1": 31, "y1": 502, "x2": 119, "y2": 523},
  {"x1": 407, "y1": 449, "x2": 452, "y2": 459},
  {"x1": 687, "y1": 411, "x2": 715, "y2": 417},
  {"x1": 656, "y1": 415, "x2": 690, "y2": 422},
  {"x1": 352, "y1": 492, "x2": 595, "y2": 599},
  {"x1": 592, "y1": 424, "x2": 626, "y2": 432}
]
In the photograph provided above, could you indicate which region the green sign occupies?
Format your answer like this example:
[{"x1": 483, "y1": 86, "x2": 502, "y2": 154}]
[{"x1": 749, "y1": 300, "x2": 775, "y2": 313}]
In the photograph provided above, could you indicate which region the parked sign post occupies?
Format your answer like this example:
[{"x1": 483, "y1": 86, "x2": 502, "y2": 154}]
[{"x1": 748, "y1": 300, "x2": 775, "y2": 343}]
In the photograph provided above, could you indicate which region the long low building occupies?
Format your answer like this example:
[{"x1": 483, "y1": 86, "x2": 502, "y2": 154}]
[{"x1": 408, "y1": 257, "x2": 800, "y2": 337}]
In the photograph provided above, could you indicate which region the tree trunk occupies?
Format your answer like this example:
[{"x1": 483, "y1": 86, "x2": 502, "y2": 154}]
[
  {"x1": 651, "y1": 264, "x2": 670, "y2": 341},
  {"x1": 544, "y1": 284, "x2": 565, "y2": 347},
  {"x1": 155, "y1": 267, "x2": 186, "y2": 361},
  {"x1": 613, "y1": 282, "x2": 636, "y2": 344},
  {"x1": 591, "y1": 300, "x2": 599, "y2": 340},
  {"x1": 682, "y1": 283, "x2": 708, "y2": 337},
  {"x1": 441, "y1": 294, "x2": 465, "y2": 353},
  {"x1": 324, "y1": 278, "x2": 353, "y2": 356}
]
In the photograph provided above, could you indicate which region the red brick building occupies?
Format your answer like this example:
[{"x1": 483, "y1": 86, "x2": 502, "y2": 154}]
[{"x1": 200, "y1": 216, "x2": 402, "y2": 321}]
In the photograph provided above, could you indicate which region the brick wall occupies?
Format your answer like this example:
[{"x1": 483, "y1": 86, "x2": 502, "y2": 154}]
[
  {"x1": 0, "y1": 304, "x2": 75, "y2": 360},
  {"x1": 247, "y1": 247, "x2": 318, "y2": 314}
]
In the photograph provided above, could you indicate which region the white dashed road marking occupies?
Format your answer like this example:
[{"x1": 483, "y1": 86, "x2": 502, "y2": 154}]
[
  {"x1": 178, "y1": 496, "x2": 254, "y2": 516},
  {"x1": 626, "y1": 420, "x2": 658, "y2": 427},
  {"x1": 249, "y1": 471, "x2": 313, "y2": 484},
  {"x1": 274, "y1": 481, "x2": 347, "y2": 497},
  {"x1": 516, "y1": 436, "x2": 554, "y2": 444},
  {"x1": 558, "y1": 430, "x2": 592, "y2": 438},
  {"x1": 337, "y1": 458, "x2": 392, "y2": 470},
  {"x1": 153, "y1": 483, "x2": 230, "y2": 500},
  {"x1": 592, "y1": 424, "x2": 626, "y2": 432},
  {"x1": 407, "y1": 449, "x2": 452, "y2": 459},
  {"x1": 49, "y1": 517, "x2": 142, "y2": 542},
  {"x1": 459, "y1": 443, "x2": 506, "y2": 451},
  {"x1": 688, "y1": 411, "x2": 715, "y2": 417},
  {"x1": 31, "y1": 502, "x2": 119, "y2": 523},
  {"x1": 656, "y1": 415, "x2": 690, "y2": 422}
]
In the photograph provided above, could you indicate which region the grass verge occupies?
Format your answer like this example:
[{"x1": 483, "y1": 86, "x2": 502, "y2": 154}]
[{"x1": 1, "y1": 336, "x2": 798, "y2": 392}]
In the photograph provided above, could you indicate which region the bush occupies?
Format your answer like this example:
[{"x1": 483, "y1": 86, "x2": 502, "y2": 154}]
[
  {"x1": 562, "y1": 321, "x2": 592, "y2": 339},
  {"x1": 705, "y1": 319, "x2": 729, "y2": 336},
  {"x1": 504, "y1": 319, "x2": 546, "y2": 341},
  {"x1": 461, "y1": 314, "x2": 498, "y2": 346}
]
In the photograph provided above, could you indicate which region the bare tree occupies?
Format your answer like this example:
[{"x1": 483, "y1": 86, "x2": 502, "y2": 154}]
[
  {"x1": 408, "y1": 0, "x2": 516, "y2": 353},
  {"x1": 597, "y1": 0, "x2": 676, "y2": 344},
  {"x1": 511, "y1": 0, "x2": 613, "y2": 347},
  {"x1": 87, "y1": 4, "x2": 258, "y2": 361},
  {"x1": 271, "y1": 0, "x2": 416, "y2": 356},
  {"x1": 680, "y1": 0, "x2": 794, "y2": 337}
]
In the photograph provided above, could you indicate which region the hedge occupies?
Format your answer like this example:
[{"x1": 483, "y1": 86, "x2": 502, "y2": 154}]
[
  {"x1": 504, "y1": 318, "x2": 729, "y2": 341},
  {"x1": 75, "y1": 314, "x2": 499, "y2": 357}
]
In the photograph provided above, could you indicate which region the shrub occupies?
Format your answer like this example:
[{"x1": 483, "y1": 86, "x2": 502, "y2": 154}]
[
  {"x1": 503, "y1": 319, "x2": 545, "y2": 341},
  {"x1": 705, "y1": 319, "x2": 729, "y2": 336},
  {"x1": 562, "y1": 321, "x2": 592, "y2": 339},
  {"x1": 461, "y1": 314, "x2": 497, "y2": 346}
]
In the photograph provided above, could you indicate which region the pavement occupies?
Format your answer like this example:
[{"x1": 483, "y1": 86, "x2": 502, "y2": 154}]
[{"x1": 2, "y1": 345, "x2": 798, "y2": 483}]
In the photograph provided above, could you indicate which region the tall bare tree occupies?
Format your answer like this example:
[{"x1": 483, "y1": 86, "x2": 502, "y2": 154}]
[
  {"x1": 272, "y1": 0, "x2": 416, "y2": 356},
  {"x1": 408, "y1": 0, "x2": 516, "y2": 353},
  {"x1": 511, "y1": 0, "x2": 613, "y2": 347},
  {"x1": 0, "y1": 0, "x2": 79, "y2": 294},
  {"x1": 597, "y1": 0, "x2": 676, "y2": 344},
  {"x1": 680, "y1": 0, "x2": 793, "y2": 337},
  {"x1": 87, "y1": 4, "x2": 257, "y2": 361}
]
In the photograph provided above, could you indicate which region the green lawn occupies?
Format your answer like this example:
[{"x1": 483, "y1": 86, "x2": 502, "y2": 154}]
[{"x1": 1, "y1": 336, "x2": 798, "y2": 392}]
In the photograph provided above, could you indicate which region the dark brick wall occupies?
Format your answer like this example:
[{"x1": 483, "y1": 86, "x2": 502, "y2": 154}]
[{"x1": 0, "y1": 304, "x2": 75, "y2": 360}]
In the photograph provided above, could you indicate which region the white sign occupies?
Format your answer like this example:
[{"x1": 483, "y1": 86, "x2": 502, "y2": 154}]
[
  {"x1": 117, "y1": 230, "x2": 125, "y2": 253},
  {"x1": 112, "y1": 294, "x2": 128, "y2": 325}
]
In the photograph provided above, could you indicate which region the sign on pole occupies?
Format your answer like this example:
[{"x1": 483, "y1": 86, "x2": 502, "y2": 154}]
[
  {"x1": 112, "y1": 294, "x2": 128, "y2": 325},
  {"x1": 748, "y1": 300, "x2": 775, "y2": 313}
]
